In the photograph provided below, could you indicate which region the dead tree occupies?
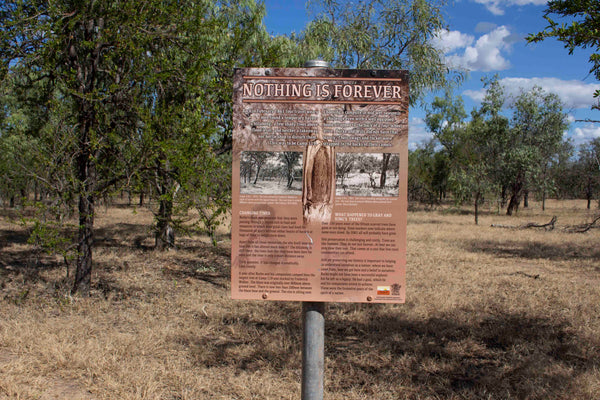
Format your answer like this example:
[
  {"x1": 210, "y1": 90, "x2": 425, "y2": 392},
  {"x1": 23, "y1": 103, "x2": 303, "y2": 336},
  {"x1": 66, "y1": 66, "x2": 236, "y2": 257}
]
[{"x1": 302, "y1": 110, "x2": 335, "y2": 224}]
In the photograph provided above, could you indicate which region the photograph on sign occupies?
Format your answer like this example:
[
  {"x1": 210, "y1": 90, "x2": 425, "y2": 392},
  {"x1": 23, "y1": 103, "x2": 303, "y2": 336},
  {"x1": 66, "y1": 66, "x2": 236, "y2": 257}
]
[{"x1": 231, "y1": 68, "x2": 408, "y2": 303}]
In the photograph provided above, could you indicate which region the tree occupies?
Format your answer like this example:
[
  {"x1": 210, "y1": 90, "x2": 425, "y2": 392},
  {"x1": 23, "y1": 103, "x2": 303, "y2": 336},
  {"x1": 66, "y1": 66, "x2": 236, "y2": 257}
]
[
  {"x1": 1, "y1": 0, "x2": 312, "y2": 290},
  {"x1": 246, "y1": 151, "x2": 272, "y2": 184},
  {"x1": 448, "y1": 111, "x2": 497, "y2": 224},
  {"x1": 335, "y1": 153, "x2": 355, "y2": 186},
  {"x1": 0, "y1": 66, "x2": 55, "y2": 208},
  {"x1": 379, "y1": 153, "x2": 391, "y2": 188},
  {"x1": 1, "y1": 1, "x2": 161, "y2": 294},
  {"x1": 135, "y1": 0, "x2": 283, "y2": 250},
  {"x1": 408, "y1": 140, "x2": 445, "y2": 206},
  {"x1": 543, "y1": 139, "x2": 574, "y2": 209},
  {"x1": 424, "y1": 80, "x2": 568, "y2": 220},
  {"x1": 279, "y1": 152, "x2": 302, "y2": 189},
  {"x1": 527, "y1": 0, "x2": 600, "y2": 114},
  {"x1": 505, "y1": 87, "x2": 568, "y2": 215},
  {"x1": 425, "y1": 90, "x2": 468, "y2": 158},
  {"x1": 577, "y1": 138, "x2": 600, "y2": 209},
  {"x1": 426, "y1": 90, "x2": 493, "y2": 223},
  {"x1": 425, "y1": 90, "x2": 468, "y2": 203},
  {"x1": 305, "y1": 0, "x2": 463, "y2": 103}
]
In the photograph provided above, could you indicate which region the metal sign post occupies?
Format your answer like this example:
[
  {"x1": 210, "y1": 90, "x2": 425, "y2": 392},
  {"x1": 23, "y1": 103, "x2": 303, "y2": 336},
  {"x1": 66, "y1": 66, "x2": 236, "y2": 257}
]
[
  {"x1": 301, "y1": 59, "x2": 329, "y2": 400},
  {"x1": 302, "y1": 301, "x2": 325, "y2": 400}
]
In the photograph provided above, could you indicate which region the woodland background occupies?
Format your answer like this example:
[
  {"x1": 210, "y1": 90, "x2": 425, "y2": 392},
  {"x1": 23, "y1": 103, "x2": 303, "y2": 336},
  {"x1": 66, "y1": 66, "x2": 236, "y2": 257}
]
[{"x1": 1, "y1": 1, "x2": 599, "y2": 398}]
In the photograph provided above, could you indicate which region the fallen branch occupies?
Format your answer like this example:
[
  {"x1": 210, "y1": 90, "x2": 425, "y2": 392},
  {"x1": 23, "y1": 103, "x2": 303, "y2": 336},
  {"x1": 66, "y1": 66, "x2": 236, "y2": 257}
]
[
  {"x1": 519, "y1": 216, "x2": 557, "y2": 231},
  {"x1": 564, "y1": 214, "x2": 600, "y2": 233},
  {"x1": 491, "y1": 216, "x2": 557, "y2": 231},
  {"x1": 509, "y1": 271, "x2": 540, "y2": 279}
]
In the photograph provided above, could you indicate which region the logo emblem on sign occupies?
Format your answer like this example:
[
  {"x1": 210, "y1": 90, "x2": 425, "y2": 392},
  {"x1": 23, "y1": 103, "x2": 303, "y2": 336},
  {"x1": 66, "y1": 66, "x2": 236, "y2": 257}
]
[{"x1": 377, "y1": 286, "x2": 391, "y2": 295}]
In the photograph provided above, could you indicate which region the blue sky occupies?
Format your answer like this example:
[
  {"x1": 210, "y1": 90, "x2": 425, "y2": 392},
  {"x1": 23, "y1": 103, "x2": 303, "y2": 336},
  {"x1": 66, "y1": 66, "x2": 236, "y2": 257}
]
[{"x1": 262, "y1": 0, "x2": 600, "y2": 150}]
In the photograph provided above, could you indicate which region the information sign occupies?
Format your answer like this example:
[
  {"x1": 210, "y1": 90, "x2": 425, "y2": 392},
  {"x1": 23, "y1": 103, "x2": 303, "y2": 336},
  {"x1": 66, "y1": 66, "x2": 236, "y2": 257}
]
[{"x1": 231, "y1": 68, "x2": 408, "y2": 303}]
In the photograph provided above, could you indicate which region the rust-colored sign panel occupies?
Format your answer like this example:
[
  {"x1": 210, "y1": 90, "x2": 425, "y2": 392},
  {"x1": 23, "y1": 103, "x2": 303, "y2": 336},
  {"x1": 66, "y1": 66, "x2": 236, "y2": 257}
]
[{"x1": 231, "y1": 68, "x2": 408, "y2": 303}]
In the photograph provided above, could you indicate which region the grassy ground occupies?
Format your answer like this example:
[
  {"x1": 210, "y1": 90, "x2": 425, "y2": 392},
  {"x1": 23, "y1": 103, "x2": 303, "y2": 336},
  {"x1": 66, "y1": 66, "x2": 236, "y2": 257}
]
[{"x1": 0, "y1": 200, "x2": 599, "y2": 399}]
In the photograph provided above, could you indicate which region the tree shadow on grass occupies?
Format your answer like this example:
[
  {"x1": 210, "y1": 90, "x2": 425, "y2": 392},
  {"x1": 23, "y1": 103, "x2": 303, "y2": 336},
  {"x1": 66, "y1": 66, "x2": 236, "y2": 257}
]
[
  {"x1": 464, "y1": 238, "x2": 600, "y2": 263},
  {"x1": 94, "y1": 222, "x2": 153, "y2": 251},
  {"x1": 91, "y1": 274, "x2": 161, "y2": 302},
  {"x1": 0, "y1": 248, "x2": 64, "y2": 282},
  {"x1": 182, "y1": 303, "x2": 598, "y2": 399},
  {"x1": 182, "y1": 302, "x2": 302, "y2": 371},
  {"x1": 0, "y1": 228, "x2": 30, "y2": 251},
  {"x1": 323, "y1": 308, "x2": 598, "y2": 399},
  {"x1": 161, "y1": 252, "x2": 232, "y2": 290},
  {"x1": 94, "y1": 223, "x2": 232, "y2": 254}
]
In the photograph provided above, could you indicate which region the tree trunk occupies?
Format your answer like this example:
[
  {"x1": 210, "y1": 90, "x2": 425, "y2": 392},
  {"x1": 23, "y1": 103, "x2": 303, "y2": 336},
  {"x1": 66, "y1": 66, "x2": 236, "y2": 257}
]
[
  {"x1": 72, "y1": 122, "x2": 96, "y2": 296},
  {"x1": 586, "y1": 177, "x2": 592, "y2": 210},
  {"x1": 70, "y1": 17, "x2": 101, "y2": 296},
  {"x1": 542, "y1": 190, "x2": 546, "y2": 211},
  {"x1": 139, "y1": 191, "x2": 144, "y2": 206},
  {"x1": 71, "y1": 81, "x2": 97, "y2": 295},
  {"x1": 155, "y1": 197, "x2": 175, "y2": 250},
  {"x1": 506, "y1": 193, "x2": 520, "y2": 215},
  {"x1": 523, "y1": 190, "x2": 529, "y2": 208},
  {"x1": 506, "y1": 178, "x2": 523, "y2": 216},
  {"x1": 253, "y1": 165, "x2": 261, "y2": 184},
  {"x1": 380, "y1": 153, "x2": 391, "y2": 188},
  {"x1": 500, "y1": 185, "x2": 507, "y2": 209},
  {"x1": 474, "y1": 192, "x2": 480, "y2": 225},
  {"x1": 73, "y1": 188, "x2": 95, "y2": 295}
]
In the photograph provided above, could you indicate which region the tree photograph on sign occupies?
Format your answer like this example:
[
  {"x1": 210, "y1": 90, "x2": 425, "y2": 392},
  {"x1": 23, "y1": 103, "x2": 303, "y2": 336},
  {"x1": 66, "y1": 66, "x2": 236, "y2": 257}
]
[
  {"x1": 240, "y1": 151, "x2": 304, "y2": 195},
  {"x1": 336, "y1": 153, "x2": 400, "y2": 197}
]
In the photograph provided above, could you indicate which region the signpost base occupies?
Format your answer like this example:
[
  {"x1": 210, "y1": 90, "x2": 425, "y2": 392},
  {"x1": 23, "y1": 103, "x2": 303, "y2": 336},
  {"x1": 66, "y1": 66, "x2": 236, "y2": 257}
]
[{"x1": 302, "y1": 302, "x2": 325, "y2": 400}]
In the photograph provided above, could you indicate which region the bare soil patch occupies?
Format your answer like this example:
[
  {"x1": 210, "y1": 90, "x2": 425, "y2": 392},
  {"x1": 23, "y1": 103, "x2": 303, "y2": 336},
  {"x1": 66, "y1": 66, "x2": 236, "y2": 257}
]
[{"x1": 0, "y1": 200, "x2": 599, "y2": 399}]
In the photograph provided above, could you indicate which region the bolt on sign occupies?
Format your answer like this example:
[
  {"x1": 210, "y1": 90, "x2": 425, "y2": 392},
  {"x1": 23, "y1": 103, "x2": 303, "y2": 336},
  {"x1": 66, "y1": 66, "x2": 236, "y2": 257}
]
[{"x1": 231, "y1": 68, "x2": 408, "y2": 303}]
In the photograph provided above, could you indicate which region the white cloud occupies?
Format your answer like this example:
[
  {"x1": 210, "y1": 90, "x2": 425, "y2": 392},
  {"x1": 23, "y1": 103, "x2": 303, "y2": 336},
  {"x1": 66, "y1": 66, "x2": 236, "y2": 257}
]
[
  {"x1": 432, "y1": 30, "x2": 474, "y2": 53},
  {"x1": 463, "y1": 89, "x2": 486, "y2": 102},
  {"x1": 463, "y1": 77, "x2": 600, "y2": 110},
  {"x1": 574, "y1": 125, "x2": 600, "y2": 141},
  {"x1": 408, "y1": 117, "x2": 434, "y2": 150},
  {"x1": 472, "y1": 0, "x2": 547, "y2": 16},
  {"x1": 439, "y1": 26, "x2": 519, "y2": 72}
]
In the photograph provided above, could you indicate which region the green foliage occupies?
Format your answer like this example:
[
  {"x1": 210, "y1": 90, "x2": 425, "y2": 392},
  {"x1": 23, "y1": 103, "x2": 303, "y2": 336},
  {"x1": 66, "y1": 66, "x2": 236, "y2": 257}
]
[
  {"x1": 131, "y1": 0, "x2": 312, "y2": 249},
  {"x1": 189, "y1": 153, "x2": 232, "y2": 246},
  {"x1": 423, "y1": 77, "x2": 569, "y2": 219},
  {"x1": 426, "y1": 90, "x2": 468, "y2": 158},
  {"x1": 527, "y1": 0, "x2": 600, "y2": 109},
  {"x1": 501, "y1": 86, "x2": 569, "y2": 213},
  {"x1": 408, "y1": 140, "x2": 449, "y2": 205},
  {"x1": 576, "y1": 137, "x2": 600, "y2": 207},
  {"x1": 426, "y1": 89, "x2": 495, "y2": 222},
  {"x1": 306, "y1": 0, "x2": 464, "y2": 104},
  {"x1": 21, "y1": 200, "x2": 77, "y2": 277}
]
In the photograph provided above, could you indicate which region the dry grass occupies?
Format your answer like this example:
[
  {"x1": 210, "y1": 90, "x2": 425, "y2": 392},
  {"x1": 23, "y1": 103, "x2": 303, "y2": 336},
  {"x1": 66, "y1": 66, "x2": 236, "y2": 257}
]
[{"x1": 0, "y1": 200, "x2": 599, "y2": 399}]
